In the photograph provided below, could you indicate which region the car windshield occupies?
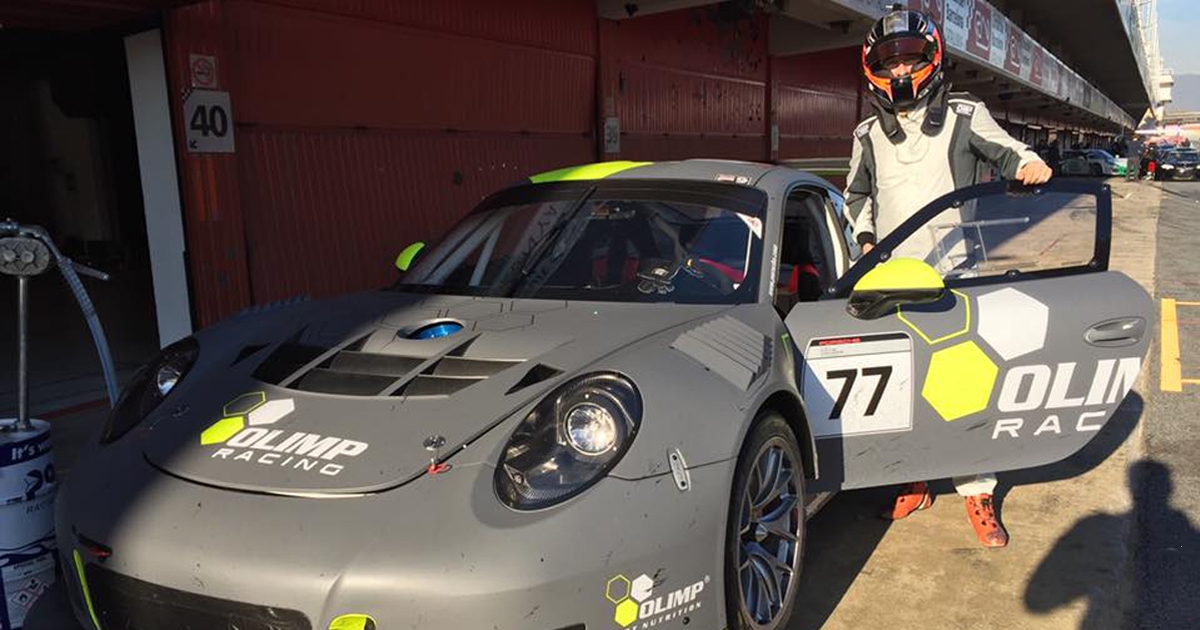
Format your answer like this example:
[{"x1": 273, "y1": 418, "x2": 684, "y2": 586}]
[
  {"x1": 395, "y1": 181, "x2": 766, "y2": 304},
  {"x1": 1172, "y1": 150, "x2": 1199, "y2": 160},
  {"x1": 1089, "y1": 150, "x2": 1116, "y2": 161}
]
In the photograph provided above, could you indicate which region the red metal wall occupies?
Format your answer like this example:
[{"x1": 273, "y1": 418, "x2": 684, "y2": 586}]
[
  {"x1": 167, "y1": 3, "x2": 870, "y2": 325},
  {"x1": 598, "y1": 7, "x2": 769, "y2": 161},
  {"x1": 166, "y1": 0, "x2": 597, "y2": 321},
  {"x1": 164, "y1": 1, "x2": 254, "y2": 324},
  {"x1": 773, "y1": 46, "x2": 862, "y2": 160}
]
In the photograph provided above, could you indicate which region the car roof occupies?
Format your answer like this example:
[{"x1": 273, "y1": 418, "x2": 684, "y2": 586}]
[{"x1": 526, "y1": 159, "x2": 831, "y2": 192}]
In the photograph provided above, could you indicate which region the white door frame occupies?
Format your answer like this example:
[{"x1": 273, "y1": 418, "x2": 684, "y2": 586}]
[{"x1": 124, "y1": 28, "x2": 193, "y2": 346}]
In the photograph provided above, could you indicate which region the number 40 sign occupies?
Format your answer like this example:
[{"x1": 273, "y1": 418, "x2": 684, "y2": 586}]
[
  {"x1": 801, "y1": 333, "x2": 914, "y2": 438},
  {"x1": 184, "y1": 89, "x2": 235, "y2": 153}
]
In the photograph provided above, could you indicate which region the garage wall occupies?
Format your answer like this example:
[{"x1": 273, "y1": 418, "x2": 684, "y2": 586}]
[
  {"x1": 773, "y1": 46, "x2": 862, "y2": 161},
  {"x1": 165, "y1": 2, "x2": 871, "y2": 326},
  {"x1": 598, "y1": 7, "x2": 769, "y2": 161},
  {"x1": 165, "y1": 0, "x2": 597, "y2": 323}
]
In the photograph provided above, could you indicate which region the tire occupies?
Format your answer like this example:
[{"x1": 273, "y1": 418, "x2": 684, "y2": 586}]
[{"x1": 724, "y1": 412, "x2": 806, "y2": 630}]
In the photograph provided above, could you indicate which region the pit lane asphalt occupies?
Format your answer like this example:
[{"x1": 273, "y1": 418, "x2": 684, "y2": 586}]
[{"x1": 790, "y1": 178, "x2": 1193, "y2": 630}]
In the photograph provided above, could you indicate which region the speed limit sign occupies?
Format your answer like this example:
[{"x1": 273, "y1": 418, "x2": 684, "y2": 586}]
[{"x1": 183, "y1": 90, "x2": 235, "y2": 153}]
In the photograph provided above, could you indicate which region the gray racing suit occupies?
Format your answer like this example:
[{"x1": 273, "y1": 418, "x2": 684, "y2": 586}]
[
  {"x1": 845, "y1": 91, "x2": 1040, "y2": 266},
  {"x1": 843, "y1": 90, "x2": 1041, "y2": 496}
]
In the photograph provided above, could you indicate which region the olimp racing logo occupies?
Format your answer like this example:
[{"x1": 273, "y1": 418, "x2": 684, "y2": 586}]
[
  {"x1": 605, "y1": 573, "x2": 708, "y2": 628},
  {"x1": 199, "y1": 392, "x2": 368, "y2": 477}
]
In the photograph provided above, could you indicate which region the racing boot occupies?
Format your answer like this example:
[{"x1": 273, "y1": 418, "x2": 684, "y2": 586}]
[
  {"x1": 964, "y1": 494, "x2": 1008, "y2": 548},
  {"x1": 882, "y1": 481, "x2": 932, "y2": 520}
]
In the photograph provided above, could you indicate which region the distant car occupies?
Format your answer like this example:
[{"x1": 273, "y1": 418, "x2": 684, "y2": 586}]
[
  {"x1": 1059, "y1": 149, "x2": 1124, "y2": 177},
  {"x1": 55, "y1": 161, "x2": 1151, "y2": 630},
  {"x1": 1157, "y1": 148, "x2": 1199, "y2": 181}
]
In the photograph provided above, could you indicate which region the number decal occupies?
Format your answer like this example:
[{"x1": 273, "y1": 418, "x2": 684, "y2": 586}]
[
  {"x1": 190, "y1": 104, "x2": 230, "y2": 138},
  {"x1": 802, "y1": 333, "x2": 914, "y2": 438},
  {"x1": 826, "y1": 369, "x2": 857, "y2": 419},
  {"x1": 861, "y1": 365, "x2": 892, "y2": 416}
]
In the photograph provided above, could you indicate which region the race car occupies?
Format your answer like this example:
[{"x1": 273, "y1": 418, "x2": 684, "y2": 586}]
[
  {"x1": 1156, "y1": 147, "x2": 1199, "y2": 180},
  {"x1": 56, "y1": 160, "x2": 1150, "y2": 630}
]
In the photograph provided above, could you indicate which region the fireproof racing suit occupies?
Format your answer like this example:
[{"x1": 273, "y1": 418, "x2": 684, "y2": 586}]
[
  {"x1": 845, "y1": 90, "x2": 1041, "y2": 264},
  {"x1": 843, "y1": 89, "x2": 1041, "y2": 496}
]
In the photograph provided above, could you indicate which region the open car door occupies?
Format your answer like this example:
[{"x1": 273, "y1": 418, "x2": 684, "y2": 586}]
[{"x1": 785, "y1": 180, "x2": 1151, "y2": 492}]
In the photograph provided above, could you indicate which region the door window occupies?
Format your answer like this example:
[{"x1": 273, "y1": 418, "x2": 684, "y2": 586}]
[{"x1": 837, "y1": 181, "x2": 1107, "y2": 293}]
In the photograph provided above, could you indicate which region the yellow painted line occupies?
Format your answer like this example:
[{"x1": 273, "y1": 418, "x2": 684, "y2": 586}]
[
  {"x1": 1184, "y1": 379, "x2": 1200, "y2": 385},
  {"x1": 1177, "y1": 301, "x2": 1200, "y2": 306},
  {"x1": 1161, "y1": 298, "x2": 1182, "y2": 392}
]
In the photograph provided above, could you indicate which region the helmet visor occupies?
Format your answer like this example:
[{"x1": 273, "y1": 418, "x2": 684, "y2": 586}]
[{"x1": 865, "y1": 35, "x2": 933, "y2": 77}]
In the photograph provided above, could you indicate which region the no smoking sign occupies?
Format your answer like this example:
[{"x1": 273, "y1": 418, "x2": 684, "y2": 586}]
[{"x1": 189, "y1": 53, "x2": 218, "y2": 89}]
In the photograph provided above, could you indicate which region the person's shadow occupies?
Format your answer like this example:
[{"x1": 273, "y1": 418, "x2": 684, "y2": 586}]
[{"x1": 1025, "y1": 460, "x2": 1200, "y2": 630}]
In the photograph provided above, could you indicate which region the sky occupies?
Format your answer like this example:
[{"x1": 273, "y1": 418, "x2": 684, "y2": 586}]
[{"x1": 1158, "y1": 0, "x2": 1200, "y2": 75}]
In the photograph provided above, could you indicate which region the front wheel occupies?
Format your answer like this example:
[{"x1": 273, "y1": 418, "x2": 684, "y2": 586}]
[{"x1": 724, "y1": 413, "x2": 806, "y2": 630}]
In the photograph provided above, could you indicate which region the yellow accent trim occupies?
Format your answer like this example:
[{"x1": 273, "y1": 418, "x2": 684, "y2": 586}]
[
  {"x1": 529, "y1": 161, "x2": 652, "y2": 183},
  {"x1": 899, "y1": 289, "x2": 971, "y2": 345},
  {"x1": 329, "y1": 614, "x2": 376, "y2": 630},
  {"x1": 73, "y1": 550, "x2": 103, "y2": 630},
  {"x1": 223, "y1": 391, "x2": 267, "y2": 416},
  {"x1": 395, "y1": 242, "x2": 425, "y2": 272},
  {"x1": 854, "y1": 257, "x2": 944, "y2": 292},
  {"x1": 1161, "y1": 298, "x2": 1182, "y2": 392}
]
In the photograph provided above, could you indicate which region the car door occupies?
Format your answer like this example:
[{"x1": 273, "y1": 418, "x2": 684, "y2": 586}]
[{"x1": 784, "y1": 180, "x2": 1151, "y2": 492}]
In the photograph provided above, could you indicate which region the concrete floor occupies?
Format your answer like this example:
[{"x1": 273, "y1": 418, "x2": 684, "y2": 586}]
[{"x1": 19, "y1": 178, "x2": 1183, "y2": 630}]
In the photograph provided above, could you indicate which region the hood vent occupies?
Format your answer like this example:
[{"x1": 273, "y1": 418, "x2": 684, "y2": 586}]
[
  {"x1": 252, "y1": 337, "x2": 521, "y2": 398},
  {"x1": 506, "y1": 363, "x2": 564, "y2": 395}
]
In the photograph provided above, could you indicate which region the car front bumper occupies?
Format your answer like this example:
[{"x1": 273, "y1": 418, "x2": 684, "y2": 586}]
[{"x1": 56, "y1": 454, "x2": 735, "y2": 630}]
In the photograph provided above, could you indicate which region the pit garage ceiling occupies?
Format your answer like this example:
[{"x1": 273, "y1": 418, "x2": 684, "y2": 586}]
[
  {"x1": 0, "y1": 1, "x2": 194, "y2": 31},
  {"x1": 992, "y1": 0, "x2": 1150, "y2": 120}
]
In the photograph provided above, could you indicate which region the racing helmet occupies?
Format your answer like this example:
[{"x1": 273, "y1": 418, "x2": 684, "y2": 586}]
[{"x1": 862, "y1": 5, "x2": 944, "y2": 110}]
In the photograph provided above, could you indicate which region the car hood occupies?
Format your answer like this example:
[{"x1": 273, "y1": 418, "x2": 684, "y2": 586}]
[{"x1": 142, "y1": 292, "x2": 729, "y2": 496}]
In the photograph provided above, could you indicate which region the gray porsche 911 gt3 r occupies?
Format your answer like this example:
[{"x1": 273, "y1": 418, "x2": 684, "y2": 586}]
[{"x1": 56, "y1": 159, "x2": 1150, "y2": 630}]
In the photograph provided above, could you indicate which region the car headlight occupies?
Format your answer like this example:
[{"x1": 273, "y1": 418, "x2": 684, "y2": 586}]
[
  {"x1": 495, "y1": 372, "x2": 642, "y2": 510},
  {"x1": 1162, "y1": 163, "x2": 1175, "y2": 169},
  {"x1": 101, "y1": 337, "x2": 199, "y2": 444}
]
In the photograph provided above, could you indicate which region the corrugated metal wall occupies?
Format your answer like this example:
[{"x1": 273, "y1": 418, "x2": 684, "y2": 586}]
[
  {"x1": 166, "y1": 2, "x2": 869, "y2": 323},
  {"x1": 167, "y1": 0, "x2": 597, "y2": 321},
  {"x1": 773, "y1": 47, "x2": 862, "y2": 160},
  {"x1": 164, "y1": 0, "x2": 254, "y2": 325},
  {"x1": 598, "y1": 7, "x2": 769, "y2": 161}
]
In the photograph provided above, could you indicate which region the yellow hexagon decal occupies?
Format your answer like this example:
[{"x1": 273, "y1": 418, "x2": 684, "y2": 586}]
[
  {"x1": 223, "y1": 392, "x2": 267, "y2": 416},
  {"x1": 614, "y1": 599, "x2": 639, "y2": 627},
  {"x1": 899, "y1": 289, "x2": 971, "y2": 345},
  {"x1": 922, "y1": 341, "x2": 998, "y2": 421},
  {"x1": 200, "y1": 416, "x2": 246, "y2": 445},
  {"x1": 606, "y1": 575, "x2": 631, "y2": 604}
]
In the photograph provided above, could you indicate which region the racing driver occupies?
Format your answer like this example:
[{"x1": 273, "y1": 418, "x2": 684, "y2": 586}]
[{"x1": 845, "y1": 4, "x2": 1054, "y2": 548}]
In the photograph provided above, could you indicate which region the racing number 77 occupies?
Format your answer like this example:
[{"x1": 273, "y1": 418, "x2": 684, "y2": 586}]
[{"x1": 826, "y1": 366, "x2": 892, "y2": 420}]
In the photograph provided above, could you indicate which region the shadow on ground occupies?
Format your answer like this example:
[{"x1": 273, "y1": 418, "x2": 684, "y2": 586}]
[{"x1": 1024, "y1": 459, "x2": 1200, "y2": 630}]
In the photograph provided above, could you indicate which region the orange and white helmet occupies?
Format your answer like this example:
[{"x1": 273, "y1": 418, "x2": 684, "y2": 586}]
[{"x1": 862, "y1": 6, "x2": 944, "y2": 110}]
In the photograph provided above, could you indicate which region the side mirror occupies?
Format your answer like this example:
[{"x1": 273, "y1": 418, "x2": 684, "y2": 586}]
[
  {"x1": 395, "y1": 242, "x2": 426, "y2": 273},
  {"x1": 847, "y1": 258, "x2": 945, "y2": 320}
]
